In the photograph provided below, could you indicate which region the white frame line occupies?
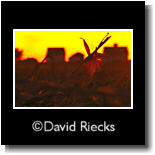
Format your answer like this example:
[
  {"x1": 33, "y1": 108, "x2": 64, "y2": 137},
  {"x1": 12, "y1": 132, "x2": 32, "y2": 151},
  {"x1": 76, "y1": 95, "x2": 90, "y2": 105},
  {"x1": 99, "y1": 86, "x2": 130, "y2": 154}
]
[{"x1": 13, "y1": 29, "x2": 133, "y2": 109}]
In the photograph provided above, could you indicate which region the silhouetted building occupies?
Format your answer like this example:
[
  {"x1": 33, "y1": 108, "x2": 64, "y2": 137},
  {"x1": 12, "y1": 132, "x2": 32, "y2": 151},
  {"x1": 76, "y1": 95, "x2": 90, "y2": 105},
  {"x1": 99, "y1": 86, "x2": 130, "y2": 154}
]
[
  {"x1": 44, "y1": 48, "x2": 66, "y2": 82},
  {"x1": 46, "y1": 48, "x2": 65, "y2": 63},
  {"x1": 103, "y1": 44, "x2": 128, "y2": 63},
  {"x1": 69, "y1": 53, "x2": 84, "y2": 62}
]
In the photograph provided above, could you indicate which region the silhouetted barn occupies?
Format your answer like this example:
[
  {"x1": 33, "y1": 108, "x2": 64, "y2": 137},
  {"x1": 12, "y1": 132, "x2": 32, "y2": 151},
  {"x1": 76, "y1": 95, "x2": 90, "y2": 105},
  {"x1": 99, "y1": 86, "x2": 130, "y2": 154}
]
[
  {"x1": 46, "y1": 48, "x2": 65, "y2": 63},
  {"x1": 69, "y1": 53, "x2": 84, "y2": 62},
  {"x1": 103, "y1": 44, "x2": 128, "y2": 63},
  {"x1": 103, "y1": 44, "x2": 129, "y2": 73},
  {"x1": 44, "y1": 48, "x2": 66, "y2": 82}
]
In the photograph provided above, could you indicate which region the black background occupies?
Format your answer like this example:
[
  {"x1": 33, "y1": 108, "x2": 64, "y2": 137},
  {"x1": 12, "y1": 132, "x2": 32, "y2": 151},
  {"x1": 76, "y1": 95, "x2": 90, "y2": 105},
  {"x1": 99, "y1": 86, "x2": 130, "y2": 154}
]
[{"x1": 1, "y1": 1, "x2": 145, "y2": 145}]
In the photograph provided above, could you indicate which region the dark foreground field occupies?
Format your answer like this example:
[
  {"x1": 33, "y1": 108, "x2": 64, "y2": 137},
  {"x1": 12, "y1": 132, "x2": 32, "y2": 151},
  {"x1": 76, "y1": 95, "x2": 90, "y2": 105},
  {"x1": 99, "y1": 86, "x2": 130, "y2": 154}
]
[{"x1": 15, "y1": 61, "x2": 131, "y2": 107}]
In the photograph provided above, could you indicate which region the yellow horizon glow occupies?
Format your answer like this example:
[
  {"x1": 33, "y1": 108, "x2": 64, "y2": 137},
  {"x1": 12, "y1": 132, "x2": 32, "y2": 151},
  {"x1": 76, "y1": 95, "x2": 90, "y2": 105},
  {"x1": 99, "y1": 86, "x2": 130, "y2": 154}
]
[{"x1": 15, "y1": 30, "x2": 132, "y2": 62}]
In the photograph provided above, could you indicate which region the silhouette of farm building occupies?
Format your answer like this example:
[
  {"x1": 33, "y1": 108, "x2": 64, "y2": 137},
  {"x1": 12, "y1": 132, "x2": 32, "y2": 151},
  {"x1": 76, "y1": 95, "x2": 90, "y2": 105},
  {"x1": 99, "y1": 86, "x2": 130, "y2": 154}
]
[
  {"x1": 103, "y1": 44, "x2": 129, "y2": 72},
  {"x1": 103, "y1": 44, "x2": 128, "y2": 63},
  {"x1": 46, "y1": 48, "x2": 65, "y2": 63},
  {"x1": 69, "y1": 53, "x2": 84, "y2": 62},
  {"x1": 44, "y1": 48, "x2": 66, "y2": 82}
]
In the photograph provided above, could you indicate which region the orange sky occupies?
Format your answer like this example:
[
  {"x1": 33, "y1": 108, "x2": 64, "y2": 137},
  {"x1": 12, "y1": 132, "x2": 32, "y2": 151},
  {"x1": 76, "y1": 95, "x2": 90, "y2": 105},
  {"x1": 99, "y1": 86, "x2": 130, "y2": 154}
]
[{"x1": 14, "y1": 30, "x2": 132, "y2": 62}]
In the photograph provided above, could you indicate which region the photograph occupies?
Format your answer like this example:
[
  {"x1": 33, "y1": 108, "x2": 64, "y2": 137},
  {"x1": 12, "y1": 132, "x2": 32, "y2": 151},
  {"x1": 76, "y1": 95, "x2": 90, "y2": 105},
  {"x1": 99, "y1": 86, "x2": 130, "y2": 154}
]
[
  {"x1": 14, "y1": 29, "x2": 132, "y2": 108},
  {"x1": 1, "y1": 0, "x2": 146, "y2": 147}
]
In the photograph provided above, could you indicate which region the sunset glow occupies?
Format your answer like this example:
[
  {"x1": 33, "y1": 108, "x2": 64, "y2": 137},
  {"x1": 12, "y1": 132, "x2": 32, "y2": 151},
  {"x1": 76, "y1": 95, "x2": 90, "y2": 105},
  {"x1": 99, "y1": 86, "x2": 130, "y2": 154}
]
[{"x1": 14, "y1": 30, "x2": 132, "y2": 62}]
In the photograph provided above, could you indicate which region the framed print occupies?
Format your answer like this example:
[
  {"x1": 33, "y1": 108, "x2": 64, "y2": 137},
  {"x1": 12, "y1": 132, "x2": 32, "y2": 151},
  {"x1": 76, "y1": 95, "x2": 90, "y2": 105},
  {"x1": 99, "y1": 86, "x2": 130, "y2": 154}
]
[
  {"x1": 1, "y1": 1, "x2": 145, "y2": 145},
  {"x1": 13, "y1": 29, "x2": 133, "y2": 109}
]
